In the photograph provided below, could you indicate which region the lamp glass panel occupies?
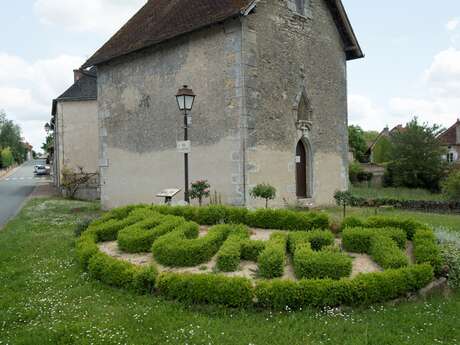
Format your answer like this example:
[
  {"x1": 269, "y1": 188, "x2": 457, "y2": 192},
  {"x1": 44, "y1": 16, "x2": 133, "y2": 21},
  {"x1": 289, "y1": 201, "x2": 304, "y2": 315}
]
[
  {"x1": 176, "y1": 95, "x2": 185, "y2": 110},
  {"x1": 185, "y1": 95, "x2": 195, "y2": 111}
]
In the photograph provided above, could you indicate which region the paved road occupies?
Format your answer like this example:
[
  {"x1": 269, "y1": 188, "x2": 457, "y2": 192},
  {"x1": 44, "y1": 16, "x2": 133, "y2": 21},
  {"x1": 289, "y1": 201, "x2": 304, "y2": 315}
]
[{"x1": 0, "y1": 160, "x2": 51, "y2": 228}]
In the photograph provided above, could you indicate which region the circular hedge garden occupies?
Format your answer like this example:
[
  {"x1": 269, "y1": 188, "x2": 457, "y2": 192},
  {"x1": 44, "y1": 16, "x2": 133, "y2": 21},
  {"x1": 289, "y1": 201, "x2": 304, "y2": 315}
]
[{"x1": 76, "y1": 205, "x2": 442, "y2": 309}]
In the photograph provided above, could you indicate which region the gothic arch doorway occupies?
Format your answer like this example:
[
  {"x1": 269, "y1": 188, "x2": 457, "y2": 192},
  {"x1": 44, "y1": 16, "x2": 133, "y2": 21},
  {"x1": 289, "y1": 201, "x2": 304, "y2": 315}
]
[{"x1": 296, "y1": 140, "x2": 311, "y2": 198}]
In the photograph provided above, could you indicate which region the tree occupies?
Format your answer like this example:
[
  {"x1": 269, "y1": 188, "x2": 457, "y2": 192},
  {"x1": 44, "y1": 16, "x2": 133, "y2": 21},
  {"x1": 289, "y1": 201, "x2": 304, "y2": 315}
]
[
  {"x1": 1, "y1": 147, "x2": 14, "y2": 168},
  {"x1": 348, "y1": 125, "x2": 368, "y2": 162},
  {"x1": 190, "y1": 180, "x2": 211, "y2": 206},
  {"x1": 0, "y1": 112, "x2": 27, "y2": 164},
  {"x1": 372, "y1": 136, "x2": 393, "y2": 163},
  {"x1": 442, "y1": 171, "x2": 460, "y2": 201},
  {"x1": 334, "y1": 191, "x2": 353, "y2": 218},
  {"x1": 61, "y1": 166, "x2": 98, "y2": 199},
  {"x1": 250, "y1": 183, "x2": 276, "y2": 208},
  {"x1": 387, "y1": 118, "x2": 446, "y2": 191}
]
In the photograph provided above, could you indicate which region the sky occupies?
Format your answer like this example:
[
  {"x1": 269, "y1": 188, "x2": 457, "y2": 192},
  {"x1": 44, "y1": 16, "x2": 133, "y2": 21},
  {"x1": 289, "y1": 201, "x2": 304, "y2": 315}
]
[{"x1": 0, "y1": 0, "x2": 459, "y2": 151}]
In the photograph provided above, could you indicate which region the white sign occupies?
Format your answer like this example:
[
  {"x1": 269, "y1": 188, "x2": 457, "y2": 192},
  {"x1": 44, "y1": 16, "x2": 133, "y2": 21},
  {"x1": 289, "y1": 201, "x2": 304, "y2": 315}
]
[
  {"x1": 156, "y1": 188, "x2": 181, "y2": 198},
  {"x1": 177, "y1": 140, "x2": 191, "y2": 153},
  {"x1": 295, "y1": 156, "x2": 301, "y2": 163}
]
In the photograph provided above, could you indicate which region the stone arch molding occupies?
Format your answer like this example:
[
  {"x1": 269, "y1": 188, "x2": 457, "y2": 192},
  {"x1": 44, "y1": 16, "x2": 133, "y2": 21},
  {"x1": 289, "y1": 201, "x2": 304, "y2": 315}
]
[{"x1": 293, "y1": 87, "x2": 313, "y2": 137}]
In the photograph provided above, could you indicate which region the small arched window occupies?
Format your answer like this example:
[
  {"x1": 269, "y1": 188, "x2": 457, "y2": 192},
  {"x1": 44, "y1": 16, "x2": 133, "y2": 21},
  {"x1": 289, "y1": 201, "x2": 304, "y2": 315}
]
[
  {"x1": 297, "y1": 93, "x2": 312, "y2": 122},
  {"x1": 295, "y1": 0, "x2": 305, "y2": 15}
]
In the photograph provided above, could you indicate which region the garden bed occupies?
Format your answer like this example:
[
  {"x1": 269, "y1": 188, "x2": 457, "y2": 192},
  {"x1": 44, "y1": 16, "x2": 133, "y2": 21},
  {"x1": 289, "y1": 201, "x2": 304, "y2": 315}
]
[{"x1": 75, "y1": 204, "x2": 445, "y2": 309}]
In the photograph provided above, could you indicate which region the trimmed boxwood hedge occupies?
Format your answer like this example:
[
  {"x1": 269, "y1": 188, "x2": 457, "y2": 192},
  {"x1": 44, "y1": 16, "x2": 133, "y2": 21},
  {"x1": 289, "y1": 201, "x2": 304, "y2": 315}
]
[
  {"x1": 150, "y1": 205, "x2": 330, "y2": 231},
  {"x1": 413, "y1": 229, "x2": 443, "y2": 275},
  {"x1": 342, "y1": 227, "x2": 408, "y2": 269},
  {"x1": 88, "y1": 252, "x2": 157, "y2": 294},
  {"x1": 341, "y1": 216, "x2": 429, "y2": 240},
  {"x1": 118, "y1": 215, "x2": 185, "y2": 253},
  {"x1": 241, "y1": 240, "x2": 266, "y2": 261},
  {"x1": 157, "y1": 272, "x2": 253, "y2": 307},
  {"x1": 152, "y1": 223, "x2": 249, "y2": 267},
  {"x1": 255, "y1": 264, "x2": 434, "y2": 309},
  {"x1": 258, "y1": 232, "x2": 288, "y2": 279},
  {"x1": 216, "y1": 226, "x2": 250, "y2": 272},
  {"x1": 288, "y1": 230, "x2": 335, "y2": 253},
  {"x1": 293, "y1": 243, "x2": 352, "y2": 280},
  {"x1": 75, "y1": 205, "x2": 440, "y2": 310}
]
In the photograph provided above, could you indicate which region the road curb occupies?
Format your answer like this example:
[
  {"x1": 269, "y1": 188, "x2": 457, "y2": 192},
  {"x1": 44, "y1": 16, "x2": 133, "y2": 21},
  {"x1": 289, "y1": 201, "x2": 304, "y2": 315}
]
[{"x1": 0, "y1": 164, "x2": 20, "y2": 180}]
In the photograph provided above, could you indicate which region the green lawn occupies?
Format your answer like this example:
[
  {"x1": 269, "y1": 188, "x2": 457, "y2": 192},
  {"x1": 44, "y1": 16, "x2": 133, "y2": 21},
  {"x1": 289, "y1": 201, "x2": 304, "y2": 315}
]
[
  {"x1": 351, "y1": 186, "x2": 446, "y2": 201},
  {"x1": 322, "y1": 206, "x2": 460, "y2": 232},
  {"x1": 1, "y1": 198, "x2": 460, "y2": 345}
]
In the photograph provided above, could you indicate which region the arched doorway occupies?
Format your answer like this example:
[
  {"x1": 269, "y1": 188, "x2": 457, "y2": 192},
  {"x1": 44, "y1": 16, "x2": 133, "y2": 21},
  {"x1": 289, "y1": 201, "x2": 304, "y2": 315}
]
[{"x1": 296, "y1": 140, "x2": 311, "y2": 198}]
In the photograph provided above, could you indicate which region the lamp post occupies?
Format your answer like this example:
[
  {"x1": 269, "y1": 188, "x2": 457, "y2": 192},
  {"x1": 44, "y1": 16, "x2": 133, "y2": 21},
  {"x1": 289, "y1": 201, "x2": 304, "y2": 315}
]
[{"x1": 175, "y1": 85, "x2": 196, "y2": 203}]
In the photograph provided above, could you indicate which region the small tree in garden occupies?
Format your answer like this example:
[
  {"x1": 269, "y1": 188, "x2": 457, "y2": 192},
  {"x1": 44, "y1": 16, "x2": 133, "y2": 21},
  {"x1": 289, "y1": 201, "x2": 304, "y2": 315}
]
[
  {"x1": 442, "y1": 171, "x2": 460, "y2": 201},
  {"x1": 334, "y1": 191, "x2": 353, "y2": 219},
  {"x1": 190, "y1": 180, "x2": 211, "y2": 206},
  {"x1": 250, "y1": 183, "x2": 276, "y2": 208}
]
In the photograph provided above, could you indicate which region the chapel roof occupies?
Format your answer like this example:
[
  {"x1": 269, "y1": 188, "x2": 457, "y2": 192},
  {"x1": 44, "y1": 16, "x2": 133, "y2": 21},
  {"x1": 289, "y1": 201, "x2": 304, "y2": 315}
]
[{"x1": 82, "y1": 0, "x2": 363, "y2": 68}]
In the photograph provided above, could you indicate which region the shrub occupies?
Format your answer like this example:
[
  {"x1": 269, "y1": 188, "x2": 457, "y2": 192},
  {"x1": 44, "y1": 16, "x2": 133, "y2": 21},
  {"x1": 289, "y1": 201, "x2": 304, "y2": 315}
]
[
  {"x1": 74, "y1": 218, "x2": 94, "y2": 237},
  {"x1": 88, "y1": 252, "x2": 157, "y2": 294},
  {"x1": 341, "y1": 216, "x2": 364, "y2": 230},
  {"x1": 293, "y1": 243, "x2": 352, "y2": 280},
  {"x1": 255, "y1": 264, "x2": 433, "y2": 309},
  {"x1": 150, "y1": 204, "x2": 330, "y2": 231},
  {"x1": 439, "y1": 242, "x2": 460, "y2": 289},
  {"x1": 240, "y1": 240, "x2": 266, "y2": 261},
  {"x1": 76, "y1": 231, "x2": 99, "y2": 269},
  {"x1": 216, "y1": 226, "x2": 250, "y2": 272},
  {"x1": 157, "y1": 273, "x2": 253, "y2": 307},
  {"x1": 365, "y1": 216, "x2": 428, "y2": 240},
  {"x1": 250, "y1": 183, "x2": 277, "y2": 208},
  {"x1": 190, "y1": 180, "x2": 211, "y2": 206},
  {"x1": 413, "y1": 229, "x2": 443, "y2": 275},
  {"x1": 442, "y1": 171, "x2": 460, "y2": 201},
  {"x1": 152, "y1": 223, "x2": 241, "y2": 267},
  {"x1": 288, "y1": 230, "x2": 335, "y2": 253},
  {"x1": 334, "y1": 191, "x2": 354, "y2": 218},
  {"x1": 258, "y1": 232, "x2": 288, "y2": 279},
  {"x1": 342, "y1": 227, "x2": 376, "y2": 253},
  {"x1": 117, "y1": 214, "x2": 183, "y2": 253},
  {"x1": 369, "y1": 235, "x2": 408, "y2": 269}
]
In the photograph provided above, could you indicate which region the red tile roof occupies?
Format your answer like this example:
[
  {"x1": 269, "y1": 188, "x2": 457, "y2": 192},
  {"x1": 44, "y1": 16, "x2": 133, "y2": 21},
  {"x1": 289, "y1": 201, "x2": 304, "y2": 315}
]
[
  {"x1": 438, "y1": 119, "x2": 460, "y2": 145},
  {"x1": 82, "y1": 0, "x2": 363, "y2": 68}
]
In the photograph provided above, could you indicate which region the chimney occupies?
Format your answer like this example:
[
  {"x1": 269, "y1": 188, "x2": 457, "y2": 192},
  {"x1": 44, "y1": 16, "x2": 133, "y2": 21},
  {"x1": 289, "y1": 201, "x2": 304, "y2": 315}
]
[{"x1": 73, "y1": 69, "x2": 84, "y2": 82}]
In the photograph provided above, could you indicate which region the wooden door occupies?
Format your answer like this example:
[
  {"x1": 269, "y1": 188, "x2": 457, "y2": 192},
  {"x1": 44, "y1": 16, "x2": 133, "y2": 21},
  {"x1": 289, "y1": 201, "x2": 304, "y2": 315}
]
[{"x1": 296, "y1": 141, "x2": 307, "y2": 198}]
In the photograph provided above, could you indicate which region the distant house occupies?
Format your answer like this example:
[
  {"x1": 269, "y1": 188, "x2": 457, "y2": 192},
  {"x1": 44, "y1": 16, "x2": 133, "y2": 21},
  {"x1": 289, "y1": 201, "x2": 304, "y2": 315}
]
[
  {"x1": 81, "y1": 0, "x2": 363, "y2": 209},
  {"x1": 438, "y1": 119, "x2": 460, "y2": 164},
  {"x1": 51, "y1": 68, "x2": 100, "y2": 200},
  {"x1": 365, "y1": 125, "x2": 404, "y2": 163}
]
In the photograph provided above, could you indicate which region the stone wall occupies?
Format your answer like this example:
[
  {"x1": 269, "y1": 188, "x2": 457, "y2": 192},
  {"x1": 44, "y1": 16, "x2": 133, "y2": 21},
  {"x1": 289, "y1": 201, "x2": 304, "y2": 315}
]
[
  {"x1": 241, "y1": 0, "x2": 349, "y2": 207},
  {"x1": 98, "y1": 20, "x2": 245, "y2": 209},
  {"x1": 55, "y1": 100, "x2": 100, "y2": 200}
]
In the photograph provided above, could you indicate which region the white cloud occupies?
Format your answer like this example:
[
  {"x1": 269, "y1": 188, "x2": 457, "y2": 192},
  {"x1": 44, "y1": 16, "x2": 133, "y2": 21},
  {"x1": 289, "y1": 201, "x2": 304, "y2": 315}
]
[
  {"x1": 0, "y1": 53, "x2": 84, "y2": 150},
  {"x1": 446, "y1": 18, "x2": 460, "y2": 32},
  {"x1": 348, "y1": 94, "x2": 390, "y2": 130},
  {"x1": 423, "y1": 47, "x2": 460, "y2": 97},
  {"x1": 34, "y1": 0, "x2": 146, "y2": 35}
]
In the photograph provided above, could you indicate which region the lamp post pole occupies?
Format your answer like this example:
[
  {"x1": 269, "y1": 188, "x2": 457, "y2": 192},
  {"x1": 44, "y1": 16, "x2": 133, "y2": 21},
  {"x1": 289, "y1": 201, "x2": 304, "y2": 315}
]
[
  {"x1": 176, "y1": 85, "x2": 195, "y2": 204},
  {"x1": 183, "y1": 108, "x2": 190, "y2": 203}
]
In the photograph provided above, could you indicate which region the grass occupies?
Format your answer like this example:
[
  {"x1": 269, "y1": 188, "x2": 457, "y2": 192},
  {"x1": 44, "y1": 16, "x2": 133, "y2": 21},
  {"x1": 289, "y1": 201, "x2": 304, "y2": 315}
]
[
  {"x1": 0, "y1": 198, "x2": 460, "y2": 345},
  {"x1": 323, "y1": 206, "x2": 460, "y2": 232},
  {"x1": 351, "y1": 186, "x2": 446, "y2": 201}
]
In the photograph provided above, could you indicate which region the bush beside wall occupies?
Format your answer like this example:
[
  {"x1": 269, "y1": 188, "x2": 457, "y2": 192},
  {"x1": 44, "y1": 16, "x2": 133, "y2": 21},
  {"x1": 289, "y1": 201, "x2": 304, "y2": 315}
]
[{"x1": 150, "y1": 205, "x2": 330, "y2": 231}]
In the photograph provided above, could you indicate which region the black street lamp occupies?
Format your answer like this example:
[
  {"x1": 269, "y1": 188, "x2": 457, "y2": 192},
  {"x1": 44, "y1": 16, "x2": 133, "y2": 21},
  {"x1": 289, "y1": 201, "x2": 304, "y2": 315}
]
[{"x1": 175, "y1": 85, "x2": 196, "y2": 203}]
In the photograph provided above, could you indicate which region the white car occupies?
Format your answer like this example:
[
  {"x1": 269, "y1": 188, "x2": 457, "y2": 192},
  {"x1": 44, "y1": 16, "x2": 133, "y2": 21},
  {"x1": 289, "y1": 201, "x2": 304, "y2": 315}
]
[{"x1": 34, "y1": 165, "x2": 49, "y2": 176}]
